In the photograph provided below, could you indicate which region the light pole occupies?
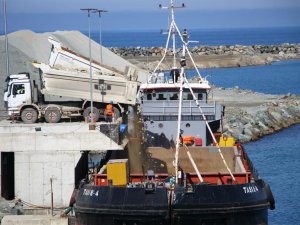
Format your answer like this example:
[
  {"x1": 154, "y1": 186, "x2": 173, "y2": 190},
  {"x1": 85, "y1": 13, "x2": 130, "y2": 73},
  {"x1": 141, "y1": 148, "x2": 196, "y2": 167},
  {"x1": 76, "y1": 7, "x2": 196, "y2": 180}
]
[
  {"x1": 80, "y1": 8, "x2": 97, "y2": 124},
  {"x1": 3, "y1": 0, "x2": 9, "y2": 76},
  {"x1": 92, "y1": 9, "x2": 107, "y2": 64}
]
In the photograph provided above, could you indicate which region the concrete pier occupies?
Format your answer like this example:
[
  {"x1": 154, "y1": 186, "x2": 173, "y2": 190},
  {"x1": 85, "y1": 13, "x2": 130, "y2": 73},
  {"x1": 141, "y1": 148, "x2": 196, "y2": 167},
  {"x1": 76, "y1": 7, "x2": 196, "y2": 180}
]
[
  {"x1": 0, "y1": 121, "x2": 123, "y2": 152},
  {"x1": 2, "y1": 215, "x2": 68, "y2": 225},
  {"x1": 0, "y1": 121, "x2": 125, "y2": 207}
]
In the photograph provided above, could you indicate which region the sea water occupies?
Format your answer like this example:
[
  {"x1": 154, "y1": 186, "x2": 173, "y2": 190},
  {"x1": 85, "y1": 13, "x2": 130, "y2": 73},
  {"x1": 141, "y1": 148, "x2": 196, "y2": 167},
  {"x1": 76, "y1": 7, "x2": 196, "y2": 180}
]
[
  {"x1": 187, "y1": 60, "x2": 300, "y2": 95},
  {"x1": 246, "y1": 124, "x2": 300, "y2": 225},
  {"x1": 92, "y1": 27, "x2": 300, "y2": 47}
]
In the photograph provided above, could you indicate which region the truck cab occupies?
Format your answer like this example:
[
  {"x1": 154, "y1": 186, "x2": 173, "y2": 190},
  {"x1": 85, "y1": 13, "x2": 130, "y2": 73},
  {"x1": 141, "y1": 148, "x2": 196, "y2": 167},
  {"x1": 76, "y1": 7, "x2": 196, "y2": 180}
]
[{"x1": 4, "y1": 73, "x2": 32, "y2": 117}]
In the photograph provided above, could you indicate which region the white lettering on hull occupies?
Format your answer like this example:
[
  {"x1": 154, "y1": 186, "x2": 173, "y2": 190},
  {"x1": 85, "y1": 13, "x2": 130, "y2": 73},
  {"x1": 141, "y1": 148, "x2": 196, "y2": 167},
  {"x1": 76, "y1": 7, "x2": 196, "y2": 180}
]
[
  {"x1": 243, "y1": 185, "x2": 259, "y2": 194},
  {"x1": 83, "y1": 188, "x2": 99, "y2": 197}
]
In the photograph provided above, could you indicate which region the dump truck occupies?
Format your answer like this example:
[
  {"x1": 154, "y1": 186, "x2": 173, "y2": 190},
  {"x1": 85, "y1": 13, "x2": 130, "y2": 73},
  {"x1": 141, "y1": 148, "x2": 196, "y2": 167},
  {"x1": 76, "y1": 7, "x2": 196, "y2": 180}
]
[{"x1": 3, "y1": 38, "x2": 139, "y2": 123}]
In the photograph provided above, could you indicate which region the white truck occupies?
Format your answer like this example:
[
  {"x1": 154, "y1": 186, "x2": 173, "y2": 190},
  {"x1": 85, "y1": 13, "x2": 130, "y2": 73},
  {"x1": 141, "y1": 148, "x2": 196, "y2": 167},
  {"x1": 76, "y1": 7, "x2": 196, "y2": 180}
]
[{"x1": 3, "y1": 38, "x2": 139, "y2": 123}]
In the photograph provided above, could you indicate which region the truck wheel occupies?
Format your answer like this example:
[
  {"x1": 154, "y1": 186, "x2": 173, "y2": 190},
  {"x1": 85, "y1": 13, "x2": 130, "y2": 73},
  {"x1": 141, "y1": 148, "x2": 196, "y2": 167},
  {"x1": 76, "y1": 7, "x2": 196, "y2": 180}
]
[
  {"x1": 21, "y1": 108, "x2": 38, "y2": 123},
  {"x1": 83, "y1": 107, "x2": 100, "y2": 122},
  {"x1": 45, "y1": 107, "x2": 61, "y2": 123}
]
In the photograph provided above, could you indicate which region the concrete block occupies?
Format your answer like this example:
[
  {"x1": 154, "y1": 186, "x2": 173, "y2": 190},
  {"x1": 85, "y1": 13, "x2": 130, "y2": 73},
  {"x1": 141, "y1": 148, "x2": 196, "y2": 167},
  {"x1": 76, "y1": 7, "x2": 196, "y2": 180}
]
[
  {"x1": 14, "y1": 152, "x2": 81, "y2": 207},
  {"x1": 29, "y1": 163, "x2": 44, "y2": 205},
  {"x1": 61, "y1": 162, "x2": 74, "y2": 185},
  {"x1": 2, "y1": 215, "x2": 68, "y2": 225},
  {"x1": 0, "y1": 122, "x2": 123, "y2": 152}
]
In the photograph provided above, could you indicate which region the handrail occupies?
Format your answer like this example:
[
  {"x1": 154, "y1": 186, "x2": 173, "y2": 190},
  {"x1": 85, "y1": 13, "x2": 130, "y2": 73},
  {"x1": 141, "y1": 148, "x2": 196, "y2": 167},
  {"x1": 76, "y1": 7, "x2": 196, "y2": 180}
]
[{"x1": 140, "y1": 100, "x2": 218, "y2": 116}]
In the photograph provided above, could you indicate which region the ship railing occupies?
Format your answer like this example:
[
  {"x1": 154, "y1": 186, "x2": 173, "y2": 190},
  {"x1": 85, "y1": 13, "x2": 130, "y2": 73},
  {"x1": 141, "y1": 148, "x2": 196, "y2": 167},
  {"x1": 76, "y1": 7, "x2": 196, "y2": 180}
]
[
  {"x1": 92, "y1": 172, "x2": 252, "y2": 186},
  {"x1": 140, "y1": 100, "x2": 221, "y2": 118},
  {"x1": 244, "y1": 151, "x2": 260, "y2": 180}
]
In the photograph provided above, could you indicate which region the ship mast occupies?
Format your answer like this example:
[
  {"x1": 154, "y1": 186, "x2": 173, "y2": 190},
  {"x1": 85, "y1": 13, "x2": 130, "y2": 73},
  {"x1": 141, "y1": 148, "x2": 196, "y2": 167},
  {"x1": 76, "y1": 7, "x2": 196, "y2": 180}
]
[
  {"x1": 153, "y1": 1, "x2": 185, "y2": 73},
  {"x1": 158, "y1": 0, "x2": 186, "y2": 184},
  {"x1": 156, "y1": 0, "x2": 236, "y2": 184},
  {"x1": 170, "y1": 0, "x2": 177, "y2": 69},
  {"x1": 153, "y1": 1, "x2": 204, "y2": 81}
]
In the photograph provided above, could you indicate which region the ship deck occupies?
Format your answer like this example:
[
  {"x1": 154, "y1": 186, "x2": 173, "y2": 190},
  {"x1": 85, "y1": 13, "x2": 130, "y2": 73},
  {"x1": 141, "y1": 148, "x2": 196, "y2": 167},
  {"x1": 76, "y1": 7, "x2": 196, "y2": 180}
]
[{"x1": 145, "y1": 146, "x2": 246, "y2": 174}]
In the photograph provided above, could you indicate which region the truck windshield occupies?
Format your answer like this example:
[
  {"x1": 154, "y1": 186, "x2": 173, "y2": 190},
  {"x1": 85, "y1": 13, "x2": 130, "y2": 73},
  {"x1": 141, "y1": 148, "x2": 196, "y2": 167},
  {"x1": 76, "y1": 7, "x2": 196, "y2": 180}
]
[{"x1": 12, "y1": 84, "x2": 25, "y2": 95}]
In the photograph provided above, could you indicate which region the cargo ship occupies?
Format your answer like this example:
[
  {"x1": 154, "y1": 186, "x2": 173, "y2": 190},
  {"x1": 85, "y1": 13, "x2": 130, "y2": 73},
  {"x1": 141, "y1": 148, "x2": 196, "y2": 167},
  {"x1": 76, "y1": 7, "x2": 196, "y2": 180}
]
[{"x1": 73, "y1": 1, "x2": 275, "y2": 224}]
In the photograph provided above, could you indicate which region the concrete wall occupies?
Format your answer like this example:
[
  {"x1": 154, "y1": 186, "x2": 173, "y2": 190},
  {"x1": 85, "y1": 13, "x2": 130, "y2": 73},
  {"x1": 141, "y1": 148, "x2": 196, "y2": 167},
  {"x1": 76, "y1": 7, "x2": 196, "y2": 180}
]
[
  {"x1": 15, "y1": 152, "x2": 81, "y2": 207},
  {"x1": 0, "y1": 122, "x2": 123, "y2": 152},
  {"x1": 0, "y1": 122, "x2": 124, "y2": 206}
]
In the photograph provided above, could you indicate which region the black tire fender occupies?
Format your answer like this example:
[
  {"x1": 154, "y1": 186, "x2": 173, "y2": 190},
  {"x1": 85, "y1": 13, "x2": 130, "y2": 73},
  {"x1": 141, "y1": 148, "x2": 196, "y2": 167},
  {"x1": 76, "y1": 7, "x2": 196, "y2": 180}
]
[{"x1": 264, "y1": 183, "x2": 275, "y2": 210}]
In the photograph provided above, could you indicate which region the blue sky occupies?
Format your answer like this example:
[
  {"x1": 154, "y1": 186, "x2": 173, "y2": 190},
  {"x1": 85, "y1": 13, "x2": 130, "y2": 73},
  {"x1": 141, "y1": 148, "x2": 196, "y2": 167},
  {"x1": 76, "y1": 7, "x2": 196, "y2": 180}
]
[{"x1": 1, "y1": 0, "x2": 300, "y2": 32}]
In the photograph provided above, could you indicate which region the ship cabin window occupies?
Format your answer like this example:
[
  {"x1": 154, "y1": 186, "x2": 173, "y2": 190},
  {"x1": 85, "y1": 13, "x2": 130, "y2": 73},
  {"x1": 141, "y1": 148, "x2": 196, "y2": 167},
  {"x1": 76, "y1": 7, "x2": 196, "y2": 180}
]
[
  {"x1": 157, "y1": 93, "x2": 167, "y2": 100},
  {"x1": 147, "y1": 93, "x2": 152, "y2": 100},
  {"x1": 182, "y1": 93, "x2": 193, "y2": 100},
  {"x1": 193, "y1": 89, "x2": 207, "y2": 101},
  {"x1": 187, "y1": 94, "x2": 193, "y2": 100},
  {"x1": 170, "y1": 93, "x2": 178, "y2": 100},
  {"x1": 198, "y1": 93, "x2": 203, "y2": 100}
]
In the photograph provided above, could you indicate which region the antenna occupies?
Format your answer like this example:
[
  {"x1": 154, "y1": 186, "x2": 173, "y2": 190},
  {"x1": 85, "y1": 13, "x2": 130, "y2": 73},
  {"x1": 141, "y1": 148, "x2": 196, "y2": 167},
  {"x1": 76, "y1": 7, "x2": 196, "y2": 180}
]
[
  {"x1": 3, "y1": 0, "x2": 9, "y2": 77},
  {"x1": 153, "y1": 0, "x2": 186, "y2": 72},
  {"x1": 80, "y1": 8, "x2": 98, "y2": 125},
  {"x1": 92, "y1": 9, "x2": 108, "y2": 64}
]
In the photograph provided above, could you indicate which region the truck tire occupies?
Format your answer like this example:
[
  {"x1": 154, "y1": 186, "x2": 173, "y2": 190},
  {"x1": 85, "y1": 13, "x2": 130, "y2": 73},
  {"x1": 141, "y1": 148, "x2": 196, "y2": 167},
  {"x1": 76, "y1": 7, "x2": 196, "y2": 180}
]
[
  {"x1": 83, "y1": 107, "x2": 100, "y2": 122},
  {"x1": 45, "y1": 107, "x2": 61, "y2": 123},
  {"x1": 21, "y1": 108, "x2": 38, "y2": 123}
]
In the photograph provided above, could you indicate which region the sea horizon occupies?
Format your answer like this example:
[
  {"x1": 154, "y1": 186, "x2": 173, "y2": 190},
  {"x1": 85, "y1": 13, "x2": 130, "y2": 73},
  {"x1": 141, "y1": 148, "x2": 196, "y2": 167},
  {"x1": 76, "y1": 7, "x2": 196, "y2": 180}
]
[
  {"x1": 2, "y1": 26, "x2": 300, "y2": 48},
  {"x1": 1, "y1": 25, "x2": 300, "y2": 34}
]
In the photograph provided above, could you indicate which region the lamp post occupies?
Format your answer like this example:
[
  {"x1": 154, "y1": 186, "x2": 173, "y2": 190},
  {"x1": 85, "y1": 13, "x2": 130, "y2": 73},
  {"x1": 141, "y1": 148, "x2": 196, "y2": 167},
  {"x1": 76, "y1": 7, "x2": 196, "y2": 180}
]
[
  {"x1": 80, "y1": 8, "x2": 97, "y2": 124},
  {"x1": 3, "y1": 0, "x2": 9, "y2": 76},
  {"x1": 92, "y1": 9, "x2": 107, "y2": 64}
]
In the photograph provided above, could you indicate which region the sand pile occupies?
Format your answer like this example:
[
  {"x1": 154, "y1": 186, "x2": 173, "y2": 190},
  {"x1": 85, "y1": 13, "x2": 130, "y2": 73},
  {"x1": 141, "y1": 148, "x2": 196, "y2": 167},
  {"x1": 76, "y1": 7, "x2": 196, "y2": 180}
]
[{"x1": 0, "y1": 41, "x2": 35, "y2": 109}]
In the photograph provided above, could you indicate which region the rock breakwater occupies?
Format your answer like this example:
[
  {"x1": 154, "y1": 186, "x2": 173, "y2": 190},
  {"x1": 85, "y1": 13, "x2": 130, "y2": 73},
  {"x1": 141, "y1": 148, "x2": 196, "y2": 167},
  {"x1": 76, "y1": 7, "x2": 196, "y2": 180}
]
[
  {"x1": 221, "y1": 92, "x2": 300, "y2": 143},
  {"x1": 110, "y1": 43, "x2": 300, "y2": 58},
  {"x1": 111, "y1": 43, "x2": 300, "y2": 69}
]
